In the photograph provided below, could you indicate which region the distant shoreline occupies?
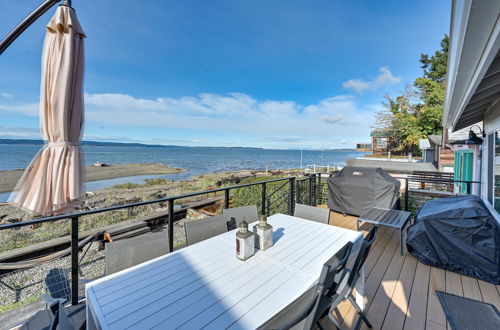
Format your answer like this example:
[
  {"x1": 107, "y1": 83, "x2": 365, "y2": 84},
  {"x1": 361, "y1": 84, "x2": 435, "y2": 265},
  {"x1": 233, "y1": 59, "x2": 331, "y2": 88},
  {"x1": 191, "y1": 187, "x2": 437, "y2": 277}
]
[
  {"x1": 0, "y1": 163, "x2": 185, "y2": 194},
  {"x1": 0, "y1": 138, "x2": 356, "y2": 151}
]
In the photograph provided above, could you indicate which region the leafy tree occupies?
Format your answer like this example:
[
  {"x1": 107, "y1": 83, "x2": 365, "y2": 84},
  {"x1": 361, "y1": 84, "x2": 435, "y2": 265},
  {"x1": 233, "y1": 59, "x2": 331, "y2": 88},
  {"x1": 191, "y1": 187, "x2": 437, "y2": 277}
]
[{"x1": 374, "y1": 34, "x2": 448, "y2": 155}]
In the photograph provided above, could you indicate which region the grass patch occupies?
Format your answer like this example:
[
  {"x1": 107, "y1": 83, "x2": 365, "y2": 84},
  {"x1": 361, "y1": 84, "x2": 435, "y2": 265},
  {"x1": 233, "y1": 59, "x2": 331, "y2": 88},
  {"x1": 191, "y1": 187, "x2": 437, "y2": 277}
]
[
  {"x1": 113, "y1": 178, "x2": 174, "y2": 190},
  {"x1": 0, "y1": 296, "x2": 40, "y2": 314},
  {"x1": 112, "y1": 182, "x2": 141, "y2": 189}
]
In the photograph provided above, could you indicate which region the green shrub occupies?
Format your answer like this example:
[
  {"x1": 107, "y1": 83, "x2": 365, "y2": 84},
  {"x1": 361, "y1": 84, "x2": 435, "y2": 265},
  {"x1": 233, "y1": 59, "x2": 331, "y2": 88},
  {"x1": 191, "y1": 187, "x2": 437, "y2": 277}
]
[{"x1": 112, "y1": 182, "x2": 140, "y2": 189}]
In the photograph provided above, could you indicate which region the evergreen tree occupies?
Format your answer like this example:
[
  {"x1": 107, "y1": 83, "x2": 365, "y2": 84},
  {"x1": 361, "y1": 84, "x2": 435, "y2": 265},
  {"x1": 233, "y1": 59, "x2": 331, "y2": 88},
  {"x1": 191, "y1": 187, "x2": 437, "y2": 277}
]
[{"x1": 374, "y1": 34, "x2": 448, "y2": 155}]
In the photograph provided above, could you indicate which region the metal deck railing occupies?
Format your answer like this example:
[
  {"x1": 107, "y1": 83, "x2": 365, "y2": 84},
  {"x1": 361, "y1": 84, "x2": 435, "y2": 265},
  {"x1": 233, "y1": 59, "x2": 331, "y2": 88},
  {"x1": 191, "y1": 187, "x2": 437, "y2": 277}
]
[
  {"x1": 0, "y1": 174, "x2": 322, "y2": 307},
  {"x1": 0, "y1": 173, "x2": 479, "y2": 312}
]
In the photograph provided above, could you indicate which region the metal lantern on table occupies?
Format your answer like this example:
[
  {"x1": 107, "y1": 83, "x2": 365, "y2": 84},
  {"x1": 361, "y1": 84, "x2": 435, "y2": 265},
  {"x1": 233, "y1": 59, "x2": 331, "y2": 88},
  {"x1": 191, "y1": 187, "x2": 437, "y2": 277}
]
[
  {"x1": 236, "y1": 221, "x2": 254, "y2": 260},
  {"x1": 254, "y1": 215, "x2": 273, "y2": 250}
]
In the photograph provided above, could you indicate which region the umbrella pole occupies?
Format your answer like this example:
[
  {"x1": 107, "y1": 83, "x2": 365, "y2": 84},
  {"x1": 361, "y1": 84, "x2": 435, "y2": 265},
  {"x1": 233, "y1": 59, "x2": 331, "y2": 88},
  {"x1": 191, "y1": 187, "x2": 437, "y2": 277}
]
[{"x1": 0, "y1": 0, "x2": 74, "y2": 55}]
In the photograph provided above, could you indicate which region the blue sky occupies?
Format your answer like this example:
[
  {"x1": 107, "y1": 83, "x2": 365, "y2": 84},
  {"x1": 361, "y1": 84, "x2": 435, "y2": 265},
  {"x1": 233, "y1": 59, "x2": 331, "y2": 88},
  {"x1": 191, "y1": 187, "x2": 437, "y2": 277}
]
[{"x1": 0, "y1": 0, "x2": 450, "y2": 149}]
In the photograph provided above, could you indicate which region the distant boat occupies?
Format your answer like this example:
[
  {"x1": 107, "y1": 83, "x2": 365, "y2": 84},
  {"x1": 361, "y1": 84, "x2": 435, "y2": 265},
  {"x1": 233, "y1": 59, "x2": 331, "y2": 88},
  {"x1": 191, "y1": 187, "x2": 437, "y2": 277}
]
[{"x1": 94, "y1": 161, "x2": 108, "y2": 167}]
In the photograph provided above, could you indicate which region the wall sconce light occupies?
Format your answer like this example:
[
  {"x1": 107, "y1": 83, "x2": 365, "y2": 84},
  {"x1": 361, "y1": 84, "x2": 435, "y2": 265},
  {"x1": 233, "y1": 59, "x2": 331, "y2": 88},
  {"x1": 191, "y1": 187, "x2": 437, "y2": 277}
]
[{"x1": 465, "y1": 125, "x2": 484, "y2": 145}]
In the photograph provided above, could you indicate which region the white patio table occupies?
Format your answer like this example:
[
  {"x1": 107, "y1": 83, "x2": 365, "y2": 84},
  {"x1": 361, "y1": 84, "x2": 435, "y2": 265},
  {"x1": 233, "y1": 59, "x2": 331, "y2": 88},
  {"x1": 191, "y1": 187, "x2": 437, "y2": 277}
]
[{"x1": 86, "y1": 214, "x2": 364, "y2": 330}]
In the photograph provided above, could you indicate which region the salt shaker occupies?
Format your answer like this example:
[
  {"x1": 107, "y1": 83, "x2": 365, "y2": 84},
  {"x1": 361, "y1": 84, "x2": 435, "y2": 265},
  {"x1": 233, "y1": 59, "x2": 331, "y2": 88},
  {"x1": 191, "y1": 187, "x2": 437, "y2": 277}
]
[
  {"x1": 254, "y1": 214, "x2": 273, "y2": 250},
  {"x1": 236, "y1": 221, "x2": 254, "y2": 260}
]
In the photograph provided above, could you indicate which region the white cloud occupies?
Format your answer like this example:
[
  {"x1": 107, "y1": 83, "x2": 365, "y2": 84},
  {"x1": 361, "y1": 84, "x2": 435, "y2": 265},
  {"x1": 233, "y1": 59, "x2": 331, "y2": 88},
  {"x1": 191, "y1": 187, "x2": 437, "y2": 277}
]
[
  {"x1": 0, "y1": 103, "x2": 38, "y2": 116},
  {"x1": 321, "y1": 115, "x2": 344, "y2": 124},
  {"x1": 343, "y1": 66, "x2": 401, "y2": 93},
  {"x1": 264, "y1": 136, "x2": 307, "y2": 143},
  {"x1": 0, "y1": 126, "x2": 40, "y2": 139},
  {"x1": 1, "y1": 92, "x2": 375, "y2": 148},
  {"x1": 83, "y1": 92, "x2": 372, "y2": 134},
  {"x1": 1, "y1": 92, "x2": 14, "y2": 98}
]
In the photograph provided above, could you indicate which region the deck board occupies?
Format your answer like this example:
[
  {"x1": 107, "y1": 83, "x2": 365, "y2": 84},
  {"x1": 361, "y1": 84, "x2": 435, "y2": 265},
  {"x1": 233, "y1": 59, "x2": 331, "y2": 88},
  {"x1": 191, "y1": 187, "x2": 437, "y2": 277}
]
[
  {"x1": 461, "y1": 275, "x2": 481, "y2": 301},
  {"x1": 478, "y1": 280, "x2": 500, "y2": 310},
  {"x1": 444, "y1": 271, "x2": 462, "y2": 330},
  {"x1": 403, "y1": 261, "x2": 430, "y2": 330},
  {"x1": 324, "y1": 211, "x2": 493, "y2": 330},
  {"x1": 361, "y1": 250, "x2": 405, "y2": 329},
  {"x1": 382, "y1": 255, "x2": 418, "y2": 330}
]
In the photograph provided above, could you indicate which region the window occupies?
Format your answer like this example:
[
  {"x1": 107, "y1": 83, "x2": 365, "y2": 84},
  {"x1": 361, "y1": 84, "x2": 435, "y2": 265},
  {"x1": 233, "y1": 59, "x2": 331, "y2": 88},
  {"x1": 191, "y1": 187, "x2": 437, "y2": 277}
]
[
  {"x1": 376, "y1": 138, "x2": 387, "y2": 148},
  {"x1": 487, "y1": 133, "x2": 494, "y2": 205}
]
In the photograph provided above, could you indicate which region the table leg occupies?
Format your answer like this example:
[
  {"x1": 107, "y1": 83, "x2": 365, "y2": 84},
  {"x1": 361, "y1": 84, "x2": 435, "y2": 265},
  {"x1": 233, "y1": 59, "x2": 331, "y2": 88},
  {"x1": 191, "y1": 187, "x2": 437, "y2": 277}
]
[{"x1": 355, "y1": 266, "x2": 365, "y2": 311}]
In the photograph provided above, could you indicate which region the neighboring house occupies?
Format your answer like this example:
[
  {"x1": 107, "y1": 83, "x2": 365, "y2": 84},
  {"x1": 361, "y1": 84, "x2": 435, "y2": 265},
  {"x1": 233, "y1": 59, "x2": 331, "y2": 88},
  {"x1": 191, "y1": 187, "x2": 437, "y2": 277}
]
[
  {"x1": 419, "y1": 135, "x2": 441, "y2": 167},
  {"x1": 419, "y1": 123, "x2": 484, "y2": 173},
  {"x1": 443, "y1": 0, "x2": 500, "y2": 211},
  {"x1": 370, "y1": 131, "x2": 389, "y2": 155},
  {"x1": 356, "y1": 143, "x2": 371, "y2": 152}
]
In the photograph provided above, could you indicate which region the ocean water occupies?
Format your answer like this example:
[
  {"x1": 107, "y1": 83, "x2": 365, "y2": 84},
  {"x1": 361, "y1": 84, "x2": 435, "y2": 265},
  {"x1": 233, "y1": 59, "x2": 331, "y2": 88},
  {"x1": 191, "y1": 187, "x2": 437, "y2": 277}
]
[{"x1": 0, "y1": 144, "x2": 367, "y2": 200}]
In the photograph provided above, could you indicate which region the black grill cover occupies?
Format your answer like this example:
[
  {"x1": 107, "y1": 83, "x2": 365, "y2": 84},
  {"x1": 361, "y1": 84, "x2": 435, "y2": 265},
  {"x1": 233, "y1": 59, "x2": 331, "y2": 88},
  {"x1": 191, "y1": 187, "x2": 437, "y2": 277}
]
[
  {"x1": 407, "y1": 195, "x2": 500, "y2": 284},
  {"x1": 327, "y1": 166, "x2": 400, "y2": 216}
]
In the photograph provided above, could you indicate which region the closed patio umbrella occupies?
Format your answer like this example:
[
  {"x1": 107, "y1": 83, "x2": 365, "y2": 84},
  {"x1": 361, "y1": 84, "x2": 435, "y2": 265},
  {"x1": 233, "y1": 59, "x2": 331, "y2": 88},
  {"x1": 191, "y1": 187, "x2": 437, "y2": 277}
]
[{"x1": 9, "y1": 4, "x2": 85, "y2": 216}]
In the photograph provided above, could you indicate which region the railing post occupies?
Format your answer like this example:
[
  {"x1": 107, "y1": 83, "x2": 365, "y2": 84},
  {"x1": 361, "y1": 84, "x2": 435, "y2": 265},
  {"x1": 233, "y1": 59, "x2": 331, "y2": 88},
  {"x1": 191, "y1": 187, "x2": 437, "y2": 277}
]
[
  {"x1": 404, "y1": 178, "x2": 409, "y2": 211},
  {"x1": 224, "y1": 188, "x2": 230, "y2": 209},
  {"x1": 314, "y1": 174, "x2": 319, "y2": 206},
  {"x1": 71, "y1": 216, "x2": 79, "y2": 305},
  {"x1": 261, "y1": 183, "x2": 266, "y2": 215},
  {"x1": 309, "y1": 175, "x2": 314, "y2": 206},
  {"x1": 266, "y1": 196, "x2": 271, "y2": 216},
  {"x1": 288, "y1": 177, "x2": 295, "y2": 215},
  {"x1": 168, "y1": 199, "x2": 174, "y2": 252},
  {"x1": 466, "y1": 181, "x2": 472, "y2": 194},
  {"x1": 296, "y1": 180, "x2": 301, "y2": 204}
]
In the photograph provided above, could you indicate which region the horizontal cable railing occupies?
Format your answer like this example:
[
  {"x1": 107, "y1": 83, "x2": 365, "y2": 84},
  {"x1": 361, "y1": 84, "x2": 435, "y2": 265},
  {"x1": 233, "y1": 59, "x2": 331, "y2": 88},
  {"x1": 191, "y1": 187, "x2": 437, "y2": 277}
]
[
  {"x1": 0, "y1": 174, "x2": 317, "y2": 309},
  {"x1": 399, "y1": 176, "x2": 481, "y2": 216}
]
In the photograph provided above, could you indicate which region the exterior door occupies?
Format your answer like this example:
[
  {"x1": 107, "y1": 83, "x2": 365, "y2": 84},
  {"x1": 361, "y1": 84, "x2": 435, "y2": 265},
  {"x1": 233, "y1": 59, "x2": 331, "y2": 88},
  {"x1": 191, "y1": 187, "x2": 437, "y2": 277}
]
[{"x1": 454, "y1": 149, "x2": 473, "y2": 193}]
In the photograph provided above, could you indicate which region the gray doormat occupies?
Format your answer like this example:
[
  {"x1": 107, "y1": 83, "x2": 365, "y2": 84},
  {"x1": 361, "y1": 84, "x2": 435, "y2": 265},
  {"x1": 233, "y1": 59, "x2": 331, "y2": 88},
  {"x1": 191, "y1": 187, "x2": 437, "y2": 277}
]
[{"x1": 436, "y1": 290, "x2": 500, "y2": 330}]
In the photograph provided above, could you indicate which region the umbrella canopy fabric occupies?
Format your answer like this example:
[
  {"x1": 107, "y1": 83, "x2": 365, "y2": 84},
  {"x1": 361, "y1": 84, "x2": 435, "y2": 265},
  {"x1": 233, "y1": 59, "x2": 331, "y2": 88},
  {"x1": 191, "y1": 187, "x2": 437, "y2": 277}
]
[{"x1": 10, "y1": 6, "x2": 85, "y2": 216}]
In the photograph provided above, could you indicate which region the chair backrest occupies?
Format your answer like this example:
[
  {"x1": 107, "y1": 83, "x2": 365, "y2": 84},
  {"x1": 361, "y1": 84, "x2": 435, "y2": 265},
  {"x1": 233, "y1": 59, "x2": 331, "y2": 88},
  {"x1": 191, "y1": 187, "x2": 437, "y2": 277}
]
[
  {"x1": 45, "y1": 268, "x2": 71, "y2": 303},
  {"x1": 223, "y1": 205, "x2": 259, "y2": 226},
  {"x1": 269, "y1": 242, "x2": 353, "y2": 330},
  {"x1": 347, "y1": 226, "x2": 378, "y2": 287},
  {"x1": 304, "y1": 241, "x2": 353, "y2": 328},
  {"x1": 105, "y1": 231, "x2": 171, "y2": 275},
  {"x1": 293, "y1": 203, "x2": 330, "y2": 224},
  {"x1": 184, "y1": 215, "x2": 227, "y2": 246}
]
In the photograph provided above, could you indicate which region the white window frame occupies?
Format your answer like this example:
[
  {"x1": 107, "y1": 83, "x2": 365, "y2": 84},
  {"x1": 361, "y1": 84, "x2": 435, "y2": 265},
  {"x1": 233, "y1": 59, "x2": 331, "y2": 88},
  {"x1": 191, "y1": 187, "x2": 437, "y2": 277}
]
[{"x1": 376, "y1": 138, "x2": 387, "y2": 148}]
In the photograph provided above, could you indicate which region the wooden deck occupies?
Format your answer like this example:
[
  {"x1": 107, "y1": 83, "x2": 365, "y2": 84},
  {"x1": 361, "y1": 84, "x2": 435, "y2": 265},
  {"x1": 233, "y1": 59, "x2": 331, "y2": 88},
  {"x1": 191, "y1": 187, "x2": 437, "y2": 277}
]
[
  {"x1": 327, "y1": 211, "x2": 500, "y2": 330},
  {"x1": 2, "y1": 210, "x2": 499, "y2": 330}
]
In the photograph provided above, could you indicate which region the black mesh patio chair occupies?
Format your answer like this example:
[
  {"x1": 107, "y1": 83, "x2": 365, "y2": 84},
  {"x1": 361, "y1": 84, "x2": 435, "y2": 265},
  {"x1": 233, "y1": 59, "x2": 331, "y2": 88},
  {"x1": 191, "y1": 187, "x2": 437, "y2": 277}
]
[
  {"x1": 293, "y1": 204, "x2": 330, "y2": 224},
  {"x1": 105, "y1": 231, "x2": 171, "y2": 275},
  {"x1": 259, "y1": 241, "x2": 353, "y2": 330},
  {"x1": 43, "y1": 268, "x2": 87, "y2": 307},
  {"x1": 223, "y1": 205, "x2": 259, "y2": 226},
  {"x1": 184, "y1": 215, "x2": 228, "y2": 245}
]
